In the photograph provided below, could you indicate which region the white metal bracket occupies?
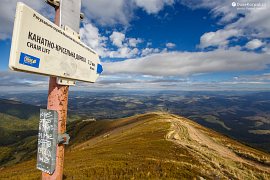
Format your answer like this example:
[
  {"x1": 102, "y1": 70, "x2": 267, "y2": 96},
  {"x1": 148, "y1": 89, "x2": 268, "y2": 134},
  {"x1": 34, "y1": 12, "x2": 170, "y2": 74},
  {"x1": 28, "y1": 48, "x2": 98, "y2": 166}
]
[
  {"x1": 45, "y1": 0, "x2": 60, "y2": 7},
  {"x1": 62, "y1": 25, "x2": 80, "y2": 40},
  {"x1": 57, "y1": 77, "x2": 76, "y2": 86}
]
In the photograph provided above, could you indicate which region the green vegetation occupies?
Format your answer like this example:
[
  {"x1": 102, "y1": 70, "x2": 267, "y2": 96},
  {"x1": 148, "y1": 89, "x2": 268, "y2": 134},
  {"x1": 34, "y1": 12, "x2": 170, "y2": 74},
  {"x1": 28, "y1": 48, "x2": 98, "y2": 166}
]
[
  {"x1": 249, "y1": 130, "x2": 270, "y2": 135},
  {"x1": 0, "y1": 147, "x2": 13, "y2": 164},
  {"x1": 189, "y1": 114, "x2": 231, "y2": 130},
  {"x1": 0, "y1": 99, "x2": 39, "y2": 166},
  {"x1": 0, "y1": 99, "x2": 40, "y2": 120}
]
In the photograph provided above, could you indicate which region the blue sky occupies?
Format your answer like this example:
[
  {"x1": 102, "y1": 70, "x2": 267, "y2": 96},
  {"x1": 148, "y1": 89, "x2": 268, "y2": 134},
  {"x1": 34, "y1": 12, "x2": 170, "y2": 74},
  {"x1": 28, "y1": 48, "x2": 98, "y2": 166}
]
[{"x1": 0, "y1": 0, "x2": 270, "y2": 91}]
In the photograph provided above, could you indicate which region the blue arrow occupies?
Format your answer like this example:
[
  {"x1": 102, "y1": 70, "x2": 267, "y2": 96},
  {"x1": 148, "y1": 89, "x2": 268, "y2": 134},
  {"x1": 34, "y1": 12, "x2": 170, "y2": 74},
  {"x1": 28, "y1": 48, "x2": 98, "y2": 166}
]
[{"x1": 97, "y1": 64, "x2": 103, "y2": 74}]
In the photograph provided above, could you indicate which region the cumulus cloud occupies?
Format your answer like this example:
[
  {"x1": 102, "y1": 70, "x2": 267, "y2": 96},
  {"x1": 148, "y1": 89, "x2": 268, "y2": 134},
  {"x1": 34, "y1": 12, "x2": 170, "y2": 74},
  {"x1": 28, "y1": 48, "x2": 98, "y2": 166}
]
[
  {"x1": 228, "y1": 7, "x2": 270, "y2": 38},
  {"x1": 183, "y1": 0, "x2": 270, "y2": 49},
  {"x1": 0, "y1": 0, "x2": 175, "y2": 41},
  {"x1": 108, "y1": 47, "x2": 140, "y2": 58},
  {"x1": 199, "y1": 29, "x2": 240, "y2": 49},
  {"x1": 128, "y1": 38, "x2": 143, "y2": 47},
  {"x1": 110, "y1": 32, "x2": 126, "y2": 48},
  {"x1": 245, "y1": 39, "x2": 264, "y2": 50},
  {"x1": 80, "y1": 24, "x2": 144, "y2": 58},
  {"x1": 166, "y1": 42, "x2": 176, "y2": 48},
  {"x1": 82, "y1": 0, "x2": 133, "y2": 26},
  {"x1": 141, "y1": 48, "x2": 160, "y2": 56},
  {"x1": 0, "y1": 0, "x2": 52, "y2": 40},
  {"x1": 82, "y1": 0, "x2": 174, "y2": 26},
  {"x1": 103, "y1": 50, "x2": 270, "y2": 76},
  {"x1": 80, "y1": 23, "x2": 164, "y2": 59},
  {"x1": 80, "y1": 22, "x2": 108, "y2": 57},
  {"x1": 180, "y1": 0, "x2": 269, "y2": 25},
  {"x1": 107, "y1": 31, "x2": 143, "y2": 58},
  {"x1": 133, "y1": 0, "x2": 175, "y2": 14}
]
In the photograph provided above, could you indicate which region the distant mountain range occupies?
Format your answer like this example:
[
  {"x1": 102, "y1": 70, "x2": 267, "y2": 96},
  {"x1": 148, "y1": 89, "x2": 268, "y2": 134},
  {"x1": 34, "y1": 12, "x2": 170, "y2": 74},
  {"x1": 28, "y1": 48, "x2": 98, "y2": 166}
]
[
  {"x1": 1, "y1": 91, "x2": 269, "y2": 152},
  {"x1": 0, "y1": 113, "x2": 269, "y2": 179},
  {"x1": 0, "y1": 98, "x2": 40, "y2": 120}
]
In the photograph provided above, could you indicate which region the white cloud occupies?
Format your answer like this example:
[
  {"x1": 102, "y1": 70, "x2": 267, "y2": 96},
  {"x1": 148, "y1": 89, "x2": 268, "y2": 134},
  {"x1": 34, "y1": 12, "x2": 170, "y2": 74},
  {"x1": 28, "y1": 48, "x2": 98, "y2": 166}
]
[
  {"x1": 236, "y1": 73, "x2": 270, "y2": 82},
  {"x1": 108, "y1": 32, "x2": 143, "y2": 58},
  {"x1": 0, "y1": 0, "x2": 52, "y2": 40},
  {"x1": 0, "y1": 71, "x2": 47, "y2": 87},
  {"x1": 128, "y1": 38, "x2": 143, "y2": 47},
  {"x1": 108, "y1": 47, "x2": 139, "y2": 58},
  {"x1": 82, "y1": 0, "x2": 133, "y2": 26},
  {"x1": 184, "y1": 0, "x2": 270, "y2": 49},
  {"x1": 0, "y1": 0, "x2": 175, "y2": 40},
  {"x1": 199, "y1": 29, "x2": 240, "y2": 49},
  {"x1": 1, "y1": 70, "x2": 270, "y2": 91},
  {"x1": 82, "y1": 0, "x2": 174, "y2": 26},
  {"x1": 80, "y1": 23, "x2": 145, "y2": 58},
  {"x1": 110, "y1": 32, "x2": 126, "y2": 48},
  {"x1": 180, "y1": 0, "x2": 268, "y2": 24},
  {"x1": 245, "y1": 39, "x2": 264, "y2": 50},
  {"x1": 141, "y1": 48, "x2": 160, "y2": 56},
  {"x1": 103, "y1": 50, "x2": 270, "y2": 76},
  {"x1": 229, "y1": 8, "x2": 270, "y2": 38},
  {"x1": 80, "y1": 22, "x2": 108, "y2": 57},
  {"x1": 133, "y1": 0, "x2": 174, "y2": 14},
  {"x1": 166, "y1": 42, "x2": 176, "y2": 48}
]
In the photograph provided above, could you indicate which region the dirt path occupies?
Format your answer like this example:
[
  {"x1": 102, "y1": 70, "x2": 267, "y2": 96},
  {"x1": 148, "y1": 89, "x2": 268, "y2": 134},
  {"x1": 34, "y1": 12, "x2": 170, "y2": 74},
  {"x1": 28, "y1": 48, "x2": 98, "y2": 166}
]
[{"x1": 163, "y1": 113, "x2": 270, "y2": 173}]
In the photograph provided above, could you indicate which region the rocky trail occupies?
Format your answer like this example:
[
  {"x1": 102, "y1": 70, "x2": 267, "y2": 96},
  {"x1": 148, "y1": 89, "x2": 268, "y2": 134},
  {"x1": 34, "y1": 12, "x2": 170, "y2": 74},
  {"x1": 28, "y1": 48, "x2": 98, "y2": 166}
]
[{"x1": 162, "y1": 113, "x2": 270, "y2": 176}]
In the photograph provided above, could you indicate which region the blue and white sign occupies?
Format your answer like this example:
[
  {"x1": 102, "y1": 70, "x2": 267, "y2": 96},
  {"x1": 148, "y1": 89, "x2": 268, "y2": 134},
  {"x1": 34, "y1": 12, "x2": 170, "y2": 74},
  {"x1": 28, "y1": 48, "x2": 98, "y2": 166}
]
[
  {"x1": 19, "y1": 52, "x2": 40, "y2": 68},
  {"x1": 9, "y1": 3, "x2": 102, "y2": 83}
]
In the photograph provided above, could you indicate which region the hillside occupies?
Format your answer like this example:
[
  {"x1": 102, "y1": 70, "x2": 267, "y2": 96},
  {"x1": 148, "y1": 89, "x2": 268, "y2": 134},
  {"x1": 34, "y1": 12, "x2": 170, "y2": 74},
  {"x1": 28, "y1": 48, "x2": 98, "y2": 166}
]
[
  {"x1": 0, "y1": 98, "x2": 40, "y2": 146},
  {"x1": 0, "y1": 99, "x2": 40, "y2": 166},
  {"x1": 0, "y1": 112, "x2": 269, "y2": 179},
  {"x1": 0, "y1": 98, "x2": 85, "y2": 166},
  {"x1": 0, "y1": 99, "x2": 40, "y2": 120}
]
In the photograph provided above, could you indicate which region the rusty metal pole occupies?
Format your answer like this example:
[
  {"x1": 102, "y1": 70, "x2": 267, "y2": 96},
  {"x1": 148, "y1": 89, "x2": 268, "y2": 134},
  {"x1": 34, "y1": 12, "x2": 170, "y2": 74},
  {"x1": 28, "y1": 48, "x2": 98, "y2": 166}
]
[{"x1": 42, "y1": 6, "x2": 69, "y2": 180}]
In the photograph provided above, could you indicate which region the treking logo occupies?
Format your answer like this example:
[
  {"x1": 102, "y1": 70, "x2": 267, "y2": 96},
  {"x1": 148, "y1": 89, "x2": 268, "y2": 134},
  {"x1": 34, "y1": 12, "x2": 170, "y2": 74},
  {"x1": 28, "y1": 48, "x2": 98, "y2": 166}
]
[{"x1": 19, "y1": 52, "x2": 40, "y2": 68}]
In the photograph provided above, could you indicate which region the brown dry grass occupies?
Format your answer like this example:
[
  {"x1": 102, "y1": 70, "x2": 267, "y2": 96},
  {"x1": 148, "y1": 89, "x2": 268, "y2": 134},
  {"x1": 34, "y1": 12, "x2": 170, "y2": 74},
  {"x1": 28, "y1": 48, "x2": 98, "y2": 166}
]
[{"x1": 0, "y1": 112, "x2": 269, "y2": 179}]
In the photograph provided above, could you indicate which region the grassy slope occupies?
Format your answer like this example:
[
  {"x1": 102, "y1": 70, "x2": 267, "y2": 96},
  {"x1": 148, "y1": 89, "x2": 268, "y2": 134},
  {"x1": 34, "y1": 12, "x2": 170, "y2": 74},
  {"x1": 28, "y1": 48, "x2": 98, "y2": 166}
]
[
  {"x1": 0, "y1": 99, "x2": 40, "y2": 164},
  {"x1": 0, "y1": 113, "x2": 269, "y2": 179},
  {"x1": 0, "y1": 99, "x2": 40, "y2": 120},
  {"x1": 0, "y1": 112, "x2": 39, "y2": 165}
]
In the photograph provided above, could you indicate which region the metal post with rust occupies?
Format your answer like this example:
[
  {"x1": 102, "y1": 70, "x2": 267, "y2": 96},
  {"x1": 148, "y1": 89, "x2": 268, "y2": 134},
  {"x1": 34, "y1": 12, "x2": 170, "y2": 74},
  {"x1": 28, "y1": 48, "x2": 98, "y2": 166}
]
[{"x1": 42, "y1": 6, "x2": 69, "y2": 180}]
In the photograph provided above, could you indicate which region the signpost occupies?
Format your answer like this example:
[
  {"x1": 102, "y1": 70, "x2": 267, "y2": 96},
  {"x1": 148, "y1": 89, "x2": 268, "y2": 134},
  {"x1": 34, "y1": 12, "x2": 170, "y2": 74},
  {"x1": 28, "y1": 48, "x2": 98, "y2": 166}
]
[
  {"x1": 8, "y1": 1, "x2": 103, "y2": 179},
  {"x1": 9, "y1": 2, "x2": 102, "y2": 83}
]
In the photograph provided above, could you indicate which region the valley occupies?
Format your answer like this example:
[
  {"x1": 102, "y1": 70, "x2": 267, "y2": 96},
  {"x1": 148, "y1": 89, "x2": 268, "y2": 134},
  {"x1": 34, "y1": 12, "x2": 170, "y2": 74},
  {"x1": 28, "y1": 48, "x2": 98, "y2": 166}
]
[{"x1": 1, "y1": 91, "x2": 269, "y2": 152}]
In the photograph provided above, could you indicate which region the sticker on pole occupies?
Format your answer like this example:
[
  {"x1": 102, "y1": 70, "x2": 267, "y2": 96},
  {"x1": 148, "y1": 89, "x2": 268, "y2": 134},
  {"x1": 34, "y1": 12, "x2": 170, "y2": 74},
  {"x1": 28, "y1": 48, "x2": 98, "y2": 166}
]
[
  {"x1": 37, "y1": 109, "x2": 58, "y2": 175},
  {"x1": 9, "y1": 2, "x2": 102, "y2": 83}
]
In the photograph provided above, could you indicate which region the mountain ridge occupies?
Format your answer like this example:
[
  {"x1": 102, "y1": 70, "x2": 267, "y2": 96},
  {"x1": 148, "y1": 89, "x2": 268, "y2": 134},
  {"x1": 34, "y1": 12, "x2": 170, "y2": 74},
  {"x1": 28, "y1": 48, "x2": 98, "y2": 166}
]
[{"x1": 0, "y1": 112, "x2": 269, "y2": 179}]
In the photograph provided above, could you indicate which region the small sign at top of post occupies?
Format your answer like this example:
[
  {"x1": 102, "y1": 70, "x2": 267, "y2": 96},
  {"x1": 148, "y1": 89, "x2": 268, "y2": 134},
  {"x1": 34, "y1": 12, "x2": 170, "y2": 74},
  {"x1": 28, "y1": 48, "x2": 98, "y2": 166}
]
[{"x1": 60, "y1": 0, "x2": 81, "y2": 33}]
